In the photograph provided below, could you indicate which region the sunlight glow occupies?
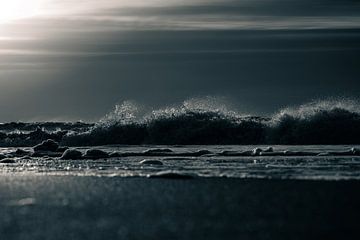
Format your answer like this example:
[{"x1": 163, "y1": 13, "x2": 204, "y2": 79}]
[{"x1": 0, "y1": 0, "x2": 44, "y2": 23}]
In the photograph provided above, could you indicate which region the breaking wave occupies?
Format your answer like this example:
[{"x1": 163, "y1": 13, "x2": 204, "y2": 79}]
[
  {"x1": 1, "y1": 97, "x2": 360, "y2": 146},
  {"x1": 268, "y1": 99, "x2": 360, "y2": 144},
  {"x1": 62, "y1": 98, "x2": 267, "y2": 146}
]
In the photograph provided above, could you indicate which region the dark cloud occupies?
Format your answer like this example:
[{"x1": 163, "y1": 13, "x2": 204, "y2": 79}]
[
  {"x1": 98, "y1": 0, "x2": 360, "y2": 18},
  {"x1": 0, "y1": 0, "x2": 359, "y2": 121}
]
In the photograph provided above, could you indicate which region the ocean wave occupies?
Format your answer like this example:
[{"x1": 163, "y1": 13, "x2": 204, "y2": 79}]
[
  {"x1": 1, "y1": 98, "x2": 360, "y2": 146},
  {"x1": 62, "y1": 98, "x2": 267, "y2": 146},
  {"x1": 0, "y1": 122, "x2": 91, "y2": 147},
  {"x1": 268, "y1": 99, "x2": 360, "y2": 144}
]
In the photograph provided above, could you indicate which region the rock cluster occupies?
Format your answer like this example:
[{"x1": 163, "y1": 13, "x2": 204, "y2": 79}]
[
  {"x1": 61, "y1": 149, "x2": 83, "y2": 160},
  {"x1": 83, "y1": 149, "x2": 109, "y2": 159},
  {"x1": 33, "y1": 139, "x2": 59, "y2": 152}
]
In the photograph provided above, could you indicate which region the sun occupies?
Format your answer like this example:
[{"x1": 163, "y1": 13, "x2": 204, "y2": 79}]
[{"x1": 0, "y1": 0, "x2": 44, "y2": 23}]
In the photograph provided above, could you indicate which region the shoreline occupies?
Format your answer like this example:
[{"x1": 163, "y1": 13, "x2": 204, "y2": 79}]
[{"x1": 0, "y1": 175, "x2": 359, "y2": 239}]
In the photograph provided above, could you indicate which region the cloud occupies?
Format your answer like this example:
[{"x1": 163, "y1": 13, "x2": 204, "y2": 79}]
[
  {"x1": 4, "y1": 0, "x2": 360, "y2": 33},
  {"x1": 0, "y1": 0, "x2": 359, "y2": 121}
]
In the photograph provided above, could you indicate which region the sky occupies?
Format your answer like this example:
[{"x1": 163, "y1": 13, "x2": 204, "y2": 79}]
[{"x1": 0, "y1": 0, "x2": 359, "y2": 122}]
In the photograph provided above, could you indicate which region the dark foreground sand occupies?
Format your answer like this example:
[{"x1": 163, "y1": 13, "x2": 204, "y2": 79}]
[{"x1": 0, "y1": 175, "x2": 359, "y2": 240}]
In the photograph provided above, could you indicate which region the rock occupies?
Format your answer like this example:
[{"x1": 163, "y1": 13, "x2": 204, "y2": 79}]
[
  {"x1": 239, "y1": 150, "x2": 253, "y2": 156},
  {"x1": 31, "y1": 151, "x2": 62, "y2": 158},
  {"x1": 140, "y1": 159, "x2": 164, "y2": 165},
  {"x1": 56, "y1": 146, "x2": 69, "y2": 153},
  {"x1": 260, "y1": 151, "x2": 285, "y2": 156},
  {"x1": 263, "y1": 147, "x2": 274, "y2": 153},
  {"x1": 144, "y1": 148, "x2": 173, "y2": 154},
  {"x1": 178, "y1": 150, "x2": 212, "y2": 157},
  {"x1": 9, "y1": 198, "x2": 36, "y2": 206},
  {"x1": 163, "y1": 157, "x2": 196, "y2": 160},
  {"x1": 218, "y1": 150, "x2": 252, "y2": 156},
  {"x1": 193, "y1": 150, "x2": 212, "y2": 156},
  {"x1": 252, "y1": 148, "x2": 263, "y2": 156},
  {"x1": 83, "y1": 149, "x2": 109, "y2": 159},
  {"x1": 0, "y1": 154, "x2": 7, "y2": 160},
  {"x1": 143, "y1": 148, "x2": 174, "y2": 156},
  {"x1": 219, "y1": 150, "x2": 238, "y2": 156},
  {"x1": 351, "y1": 148, "x2": 360, "y2": 155},
  {"x1": 109, "y1": 152, "x2": 122, "y2": 158},
  {"x1": 120, "y1": 152, "x2": 140, "y2": 157},
  {"x1": 283, "y1": 150, "x2": 290, "y2": 155},
  {"x1": 0, "y1": 158, "x2": 16, "y2": 164},
  {"x1": 33, "y1": 139, "x2": 59, "y2": 152},
  {"x1": 15, "y1": 148, "x2": 32, "y2": 157},
  {"x1": 61, "y1": 149, "x2": 83, "y2": 160},
  {"x1": 148, "y1": 171, "x2": 195, "y2": 179}
]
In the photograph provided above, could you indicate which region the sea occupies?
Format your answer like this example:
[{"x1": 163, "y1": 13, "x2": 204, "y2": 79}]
[{"x1": 1, "y1": 145, "x2": 360, "y2": 180}]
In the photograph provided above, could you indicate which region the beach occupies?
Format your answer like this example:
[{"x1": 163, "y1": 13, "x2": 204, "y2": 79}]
[
  {"x1": 0, "y1": 175, "x2": 359, "y2": 240},
  {"x1": 1, "y1": 0, "x2": 359, "y2": 239}
]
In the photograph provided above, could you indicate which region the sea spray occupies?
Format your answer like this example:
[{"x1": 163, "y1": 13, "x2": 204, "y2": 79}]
[
  {"x1": 98, "y1": 100, "x2": 142, "y2": 126},
  {"x1": 268, "y1": 98, "x2": 360, "y2": 144},
  {"x1": 1, "y1": 97, "x2": 360, "y2": 146},
  {"x1": 62, "y1": 97, "x2": 265, "y2": 145}
]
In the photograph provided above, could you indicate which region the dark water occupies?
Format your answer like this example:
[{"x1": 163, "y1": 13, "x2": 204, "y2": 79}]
[{"x1": 0, "y1": 176, "x2": 359, "y2": 240}]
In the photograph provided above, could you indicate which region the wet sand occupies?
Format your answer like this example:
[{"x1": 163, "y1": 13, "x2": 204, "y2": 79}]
[{"x1": 0, "y1": 175, "x2": 359, "y2": 240}]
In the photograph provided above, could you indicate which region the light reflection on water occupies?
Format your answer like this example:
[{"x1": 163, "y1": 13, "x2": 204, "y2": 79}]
[{"x1": 1, "y1": 145, "x2": 360, "y2": 180}]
